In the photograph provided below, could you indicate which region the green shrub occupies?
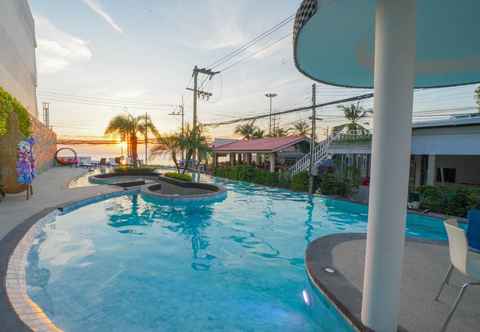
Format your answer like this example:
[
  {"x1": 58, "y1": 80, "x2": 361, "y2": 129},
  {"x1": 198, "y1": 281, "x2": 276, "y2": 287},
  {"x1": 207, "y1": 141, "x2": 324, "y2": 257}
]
[
  {"x1": 417, "y1": 185, "x2": 480, "y2": 217},
  {"x1": 165, "y1": 172, "x2": 192, "y2": 182},
  {"x1": 214, "y1": 165, "x2": 297, "y2": 190},
  {"x1": 318, "y1": 171, "x2": 357, "y2": 198},
  {"x1": 114, "y1": 166, "x2": 158, "y2": 174},
  {"x1": 290, "y1": 171, "x2": 309, "y2": 192},
  {"x1": 0, "y1": 86, "x2": 31, "y2": 137},
  {"x1": 319, "y1": 172, "x2": 337, "y2": 195}
]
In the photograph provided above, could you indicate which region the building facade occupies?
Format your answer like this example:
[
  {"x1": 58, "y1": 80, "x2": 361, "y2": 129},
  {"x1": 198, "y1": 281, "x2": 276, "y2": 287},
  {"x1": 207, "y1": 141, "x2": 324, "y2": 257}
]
[
  {"x1": 0, "y1": 0, "x2": 38, "y2": 117},
  {"x1": 0, "y1": 0, "x2": 57, "y2": 180},
  {"x1": 329, "y1": 116, "x2": 480, "y2": 188}
]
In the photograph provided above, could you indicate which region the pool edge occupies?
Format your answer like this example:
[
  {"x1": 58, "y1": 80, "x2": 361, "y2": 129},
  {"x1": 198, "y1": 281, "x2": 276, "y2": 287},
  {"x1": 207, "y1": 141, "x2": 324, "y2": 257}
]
[{"x1": 1, "y1": 190, "x2": 138, "y2": 332}]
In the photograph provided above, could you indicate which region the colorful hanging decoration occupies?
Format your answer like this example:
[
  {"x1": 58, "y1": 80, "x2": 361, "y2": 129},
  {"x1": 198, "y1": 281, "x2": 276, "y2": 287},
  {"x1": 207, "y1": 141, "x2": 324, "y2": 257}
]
[{"x1": 16, "y1": 137, "x2": 36, "y2": 185}]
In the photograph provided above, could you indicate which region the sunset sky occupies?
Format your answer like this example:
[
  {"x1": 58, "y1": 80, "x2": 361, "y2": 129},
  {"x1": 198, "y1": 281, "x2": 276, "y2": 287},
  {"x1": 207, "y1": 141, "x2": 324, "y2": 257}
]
[{"x1": 30, "y1": 0, "x2": 478, "y2": 140}]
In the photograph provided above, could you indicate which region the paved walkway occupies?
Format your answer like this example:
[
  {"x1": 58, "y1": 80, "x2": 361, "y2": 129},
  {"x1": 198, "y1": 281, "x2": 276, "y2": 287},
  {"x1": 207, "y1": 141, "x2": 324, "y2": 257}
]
[
  {"x1": 306, "y1": 233, "x2": 480, "y2": 332},
  {"x1": 0, "y1": 167, "x2": 120, "y2": 240}
]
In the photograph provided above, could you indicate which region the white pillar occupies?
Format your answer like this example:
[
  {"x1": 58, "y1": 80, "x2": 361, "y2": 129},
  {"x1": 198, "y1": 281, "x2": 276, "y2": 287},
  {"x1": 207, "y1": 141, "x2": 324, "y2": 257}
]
[
  {"x1": 427, "y1": 154, "x2": 436, "y2": 185},
  {"x1": 361, "y1": 1, "x2": 416, "y2": 332},
  {"x1": 269, "y1": 153, "x2": 276, "y2": 173},
  {"x1": 414, "y1": 155, "x2": 422, "y2": 188}
]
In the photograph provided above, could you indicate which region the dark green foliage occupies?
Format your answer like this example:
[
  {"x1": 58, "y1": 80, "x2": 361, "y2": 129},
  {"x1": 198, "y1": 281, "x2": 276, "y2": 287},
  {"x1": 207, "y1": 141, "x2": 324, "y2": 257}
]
[
  {"x1": 214, "y1": 165, "x2": 295, "y2": 190},
  {"x1": 0, "y1": 86, "x2": 31, "y2": 137},
  {"x1": 114, "y1": 166, "x2": 158, "y2": 174},
  {"x1": 318, "y1": 171, "x2": 358, "y2": 198},
  {"x1": 417, "y1": 185, "x2": 480, "y2": 217},
  {"x1": 164, "y1": 172, "x2": 193, "y2": 182},
  {"x1": 290, "y1": 171, "x2": 309, "y2": 192}
]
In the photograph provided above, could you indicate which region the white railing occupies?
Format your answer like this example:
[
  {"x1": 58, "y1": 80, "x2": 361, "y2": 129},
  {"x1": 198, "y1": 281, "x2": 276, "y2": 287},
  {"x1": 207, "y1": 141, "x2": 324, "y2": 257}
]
[{"x1": 289, "y1": 131, "x2": 342, "y2": 176}]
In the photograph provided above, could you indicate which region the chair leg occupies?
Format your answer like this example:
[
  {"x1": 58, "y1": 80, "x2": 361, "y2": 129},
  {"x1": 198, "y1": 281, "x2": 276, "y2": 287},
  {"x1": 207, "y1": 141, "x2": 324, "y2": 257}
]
[
  {"x1": 435, "y1": 264, "x2": 454, "y2": 301},
  {"x1": 440, "y1": 282, "x2": 480, "y2": 332}
]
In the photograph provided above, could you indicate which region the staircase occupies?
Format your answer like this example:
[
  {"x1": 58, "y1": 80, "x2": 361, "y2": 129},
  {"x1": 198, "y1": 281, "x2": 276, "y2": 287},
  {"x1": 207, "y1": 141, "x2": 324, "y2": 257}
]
[{"x1": 289, "y1": 132, "x2": 340, "y2": 176}]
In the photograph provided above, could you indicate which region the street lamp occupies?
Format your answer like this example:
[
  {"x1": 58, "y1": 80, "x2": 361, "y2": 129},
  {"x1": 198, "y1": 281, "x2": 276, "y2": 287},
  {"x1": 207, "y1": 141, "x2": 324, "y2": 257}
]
[{"x1": 265, "y1": 93, "x2": 277, "y2": 136}]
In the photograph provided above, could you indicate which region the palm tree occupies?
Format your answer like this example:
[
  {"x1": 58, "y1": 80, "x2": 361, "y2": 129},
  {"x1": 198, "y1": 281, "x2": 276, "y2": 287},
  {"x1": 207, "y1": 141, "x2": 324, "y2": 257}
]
[
  {"x1": 252, "y1": 128, "x2": 265, "y2": 139},
  {"x1": 152, "y1": 133, "x2": 183, "y2": 172},
  {"x1": 153, "y1": 124, "x2": 210, "y2": 174},
  {"x1": 234, "y1": 121, "x2": 260, "y2": 140},
  {"x1": 270, "y1": 127, "x2": 289, "y2": 137},
  {"x1": 337, "y1": 103, "x2": 371, "y2": 133},
  {"x1": 105, "y1": 114, "x2": 158, "y2": 163},
  {"x1": 181, "y1": 124, "x2": 210, "y2": 173},
  {"x1": 290, "y1": 120, "x2": 310, "y2": 136}
]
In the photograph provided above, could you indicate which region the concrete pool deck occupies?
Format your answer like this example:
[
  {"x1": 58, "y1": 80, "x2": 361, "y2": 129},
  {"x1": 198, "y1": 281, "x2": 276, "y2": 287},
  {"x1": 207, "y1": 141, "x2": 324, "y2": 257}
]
[
  {"x1": 306, "y1": 233, "x2": 480, "y2": 332},
  {"x1": 0, "y1": 167, "x2": 121, "y2": 241}
]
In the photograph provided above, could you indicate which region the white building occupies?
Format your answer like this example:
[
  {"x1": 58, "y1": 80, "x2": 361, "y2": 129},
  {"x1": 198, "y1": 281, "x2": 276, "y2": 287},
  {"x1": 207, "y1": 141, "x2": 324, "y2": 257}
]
[
  {"x1": 329, "y1": 115, "x2": 480, "y2": 187},
  {"x1": 0, "y1": 0, "x2": 38, "y2": 117}
]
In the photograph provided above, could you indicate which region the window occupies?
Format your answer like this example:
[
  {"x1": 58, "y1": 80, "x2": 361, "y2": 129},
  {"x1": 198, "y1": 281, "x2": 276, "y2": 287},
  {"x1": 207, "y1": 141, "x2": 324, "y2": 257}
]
[{"x1": 436, "y1": 168, "x2": 456, "y2": 183}]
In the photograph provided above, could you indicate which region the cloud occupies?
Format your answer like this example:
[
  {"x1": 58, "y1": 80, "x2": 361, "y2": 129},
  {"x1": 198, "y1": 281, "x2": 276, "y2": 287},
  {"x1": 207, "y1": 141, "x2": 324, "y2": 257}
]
[
  {"x1": 35, "y1": 15, "x2": 93, "y2": 74},
  {"x1": 82, "y1": 0, "x2": 123, "y2": 33}
]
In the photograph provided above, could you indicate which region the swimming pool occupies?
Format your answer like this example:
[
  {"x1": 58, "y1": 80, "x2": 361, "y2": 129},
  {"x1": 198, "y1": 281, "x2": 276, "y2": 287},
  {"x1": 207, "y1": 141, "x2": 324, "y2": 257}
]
[{"x1": 25, "y1": 177, "x2": 446, "y2": 332}]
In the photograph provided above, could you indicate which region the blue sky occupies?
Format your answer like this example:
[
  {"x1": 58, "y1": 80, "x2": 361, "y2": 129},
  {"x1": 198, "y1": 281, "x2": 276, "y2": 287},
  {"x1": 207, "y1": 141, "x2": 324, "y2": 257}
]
[{"x1": 30, "y1": 0, "x2": 478, "y2": 139}]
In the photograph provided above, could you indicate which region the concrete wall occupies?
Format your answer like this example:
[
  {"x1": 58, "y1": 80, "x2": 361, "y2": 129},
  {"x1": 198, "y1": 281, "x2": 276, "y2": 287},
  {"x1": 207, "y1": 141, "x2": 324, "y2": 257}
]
[
  {"x1": 0, "y1": 0, "x2": 38, "y2": 117},
  {"x1": 30, "y1": 116, "x2": 57, "y2": 173}
]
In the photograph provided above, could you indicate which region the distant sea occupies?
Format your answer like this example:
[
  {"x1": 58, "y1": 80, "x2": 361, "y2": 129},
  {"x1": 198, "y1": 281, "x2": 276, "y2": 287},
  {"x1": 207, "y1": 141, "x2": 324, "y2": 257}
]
[{"x1": 57, "y1": 143, "x2": 174, "y2": 166}]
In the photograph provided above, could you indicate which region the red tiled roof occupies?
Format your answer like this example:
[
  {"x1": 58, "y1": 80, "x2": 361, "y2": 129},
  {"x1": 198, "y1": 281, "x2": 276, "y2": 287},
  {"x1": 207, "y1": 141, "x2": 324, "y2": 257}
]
[{"x1": 213, "y1": 135, "x2": 308, "y2": 153}]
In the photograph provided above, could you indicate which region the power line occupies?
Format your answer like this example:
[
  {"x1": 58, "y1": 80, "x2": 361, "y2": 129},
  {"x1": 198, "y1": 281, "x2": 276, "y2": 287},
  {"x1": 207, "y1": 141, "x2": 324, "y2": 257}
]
[
  {"x1": 204, "y1": 93, "x2": 374, "y2": 127},
  {"x1": 208, "y1": 14, "x2": 294, "y2": 70},
  {"x1": 218, "y1": 33, "x2": 292, "y2": 73}
]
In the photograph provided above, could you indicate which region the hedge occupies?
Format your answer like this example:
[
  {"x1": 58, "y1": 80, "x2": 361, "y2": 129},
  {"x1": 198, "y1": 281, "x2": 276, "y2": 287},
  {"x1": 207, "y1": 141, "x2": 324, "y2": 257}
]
[
  {"x1": 417, "y1": 185, "x2": 480, "y2": 217},
  {"x1": 213, "y1": 165, "x2": 309, "y2": 191},
  {"x1": 164, "y1": 172, "x2": 193, "y2": 182},
  {"x1": 0, "y1": 86, "x2": 31, "y2": 137},
  {"x1": 113, "y1": 166, "x2": 158, "y2": 174}
]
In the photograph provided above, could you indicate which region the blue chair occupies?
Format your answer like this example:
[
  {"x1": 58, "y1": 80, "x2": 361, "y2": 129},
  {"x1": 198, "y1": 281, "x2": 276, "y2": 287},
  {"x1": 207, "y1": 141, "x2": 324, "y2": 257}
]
[{"x1": 467, "y1": 208, "x2": 480, "y2": 252}]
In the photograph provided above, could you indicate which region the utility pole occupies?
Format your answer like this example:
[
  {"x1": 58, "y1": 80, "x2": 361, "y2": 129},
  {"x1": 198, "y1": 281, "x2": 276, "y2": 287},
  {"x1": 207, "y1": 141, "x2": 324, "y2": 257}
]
[
  {"x1": 265, "y1": 93, "x2": 277, "y2": 136},
  {"x1": 189, "y1": 66, "x2": 220, "y2": 132},
  {"x1": 42, "y1": 102, "x2": 50, "y2": 129},
  {"x1": 309, "y1": 84, "x2": 317, "y2": 194},
  {"x1": 144, "y1": 112, "x2": 148, "y2": 165},
  {"x1": 169, "y1": 99, "x2": 185, "y2": 159},
  {"x1": 188, "y1": 66, "x2": 220, "y2": 166}
]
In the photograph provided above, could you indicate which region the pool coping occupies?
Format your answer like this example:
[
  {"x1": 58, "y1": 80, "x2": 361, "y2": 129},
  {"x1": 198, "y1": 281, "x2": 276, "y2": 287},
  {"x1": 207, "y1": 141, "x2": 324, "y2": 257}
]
[
  {"x1": 1, "y1": 189, "x2": 139, "y2": 332},
  {"x1": 305, "y1": 233, "x2": 448, "y2": 332},
  {"x1": 141, "y1": 176, "x2": 227, "y2": 203}
]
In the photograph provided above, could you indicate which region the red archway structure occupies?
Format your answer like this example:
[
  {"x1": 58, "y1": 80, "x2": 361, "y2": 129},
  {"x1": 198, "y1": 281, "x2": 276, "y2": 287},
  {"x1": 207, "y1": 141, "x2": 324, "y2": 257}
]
[{"x1": 55, "y1": 147, "x2": 78, "y2": 166}]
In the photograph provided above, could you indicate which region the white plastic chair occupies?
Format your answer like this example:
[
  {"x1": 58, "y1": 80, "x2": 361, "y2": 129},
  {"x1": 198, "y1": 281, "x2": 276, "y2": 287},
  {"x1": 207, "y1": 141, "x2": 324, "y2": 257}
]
[{"x1": 435, "y1": 219, "x2": 480, "y2": 332}]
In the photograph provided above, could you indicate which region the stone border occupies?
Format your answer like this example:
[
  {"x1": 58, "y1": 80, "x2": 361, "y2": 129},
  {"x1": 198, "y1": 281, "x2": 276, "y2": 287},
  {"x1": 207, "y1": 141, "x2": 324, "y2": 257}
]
[
  {"x1": 141, "y1": 176, "x2": 227, "y2": 203},
  {"x1": 88, "y1": 172, "x2": 160, "y2": 186},
  {"x1": 1, "y1": 190, "x2": 139, "y2": 332}
]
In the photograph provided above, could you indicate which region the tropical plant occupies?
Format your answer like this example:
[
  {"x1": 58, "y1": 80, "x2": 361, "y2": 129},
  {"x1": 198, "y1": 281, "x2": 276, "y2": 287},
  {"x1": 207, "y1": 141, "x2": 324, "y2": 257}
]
[
  {"x1": 0, "y1": 86, "x2": 31, "y2": 137},
  {"x1": 165, "y1": 172, "x2": 192, "y2": 182},
  {"x1": 105, "y1": 113, "x2": 158, "y2": 163},
  {"x1": 181, "y1": 124, "x2": 210, "y2": 173},
  {"x1": 234, "y1": 121, "x2": 262, "y2": 140},
  {"x1": 252, "y1": 128, "x2": 265, "y2": 139},
  {"x1": 290, "y1": 120, "x2": 310, "y2": 136},
  {"x1": 153, "y1": 124, "x2": 210, "y2": 174},
  {"x1": 270, "y1": 127, "x2": 289, "y2": 137},
  {"x1": 336, "y1": 103, "x2": 371, "y2": 133},
  {"x1": 153, "y1": 133, "x2": 183, "y2": 172}
]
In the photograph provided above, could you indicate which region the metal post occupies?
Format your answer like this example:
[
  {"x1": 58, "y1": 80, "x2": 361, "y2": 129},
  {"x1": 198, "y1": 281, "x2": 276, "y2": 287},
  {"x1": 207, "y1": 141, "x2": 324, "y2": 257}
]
[
  {"x1": 309, "y1": 84, "x2": 317, "y2": 194},
  {"x1": 265, "y1": 93, "x2": 277, "y2": 136},
  {"x1": 144, "y1": 112, "x2": 148, "y2": 165},
  {"x1": 361, "y1": 1, "x2": 416, "y2": 331}
]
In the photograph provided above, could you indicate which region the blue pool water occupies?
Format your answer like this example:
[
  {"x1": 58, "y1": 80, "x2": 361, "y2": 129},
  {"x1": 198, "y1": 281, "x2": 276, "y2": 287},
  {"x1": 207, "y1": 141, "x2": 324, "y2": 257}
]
[{"x1": 26, "y1": 178, "x2": 446, "y2": 332}]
